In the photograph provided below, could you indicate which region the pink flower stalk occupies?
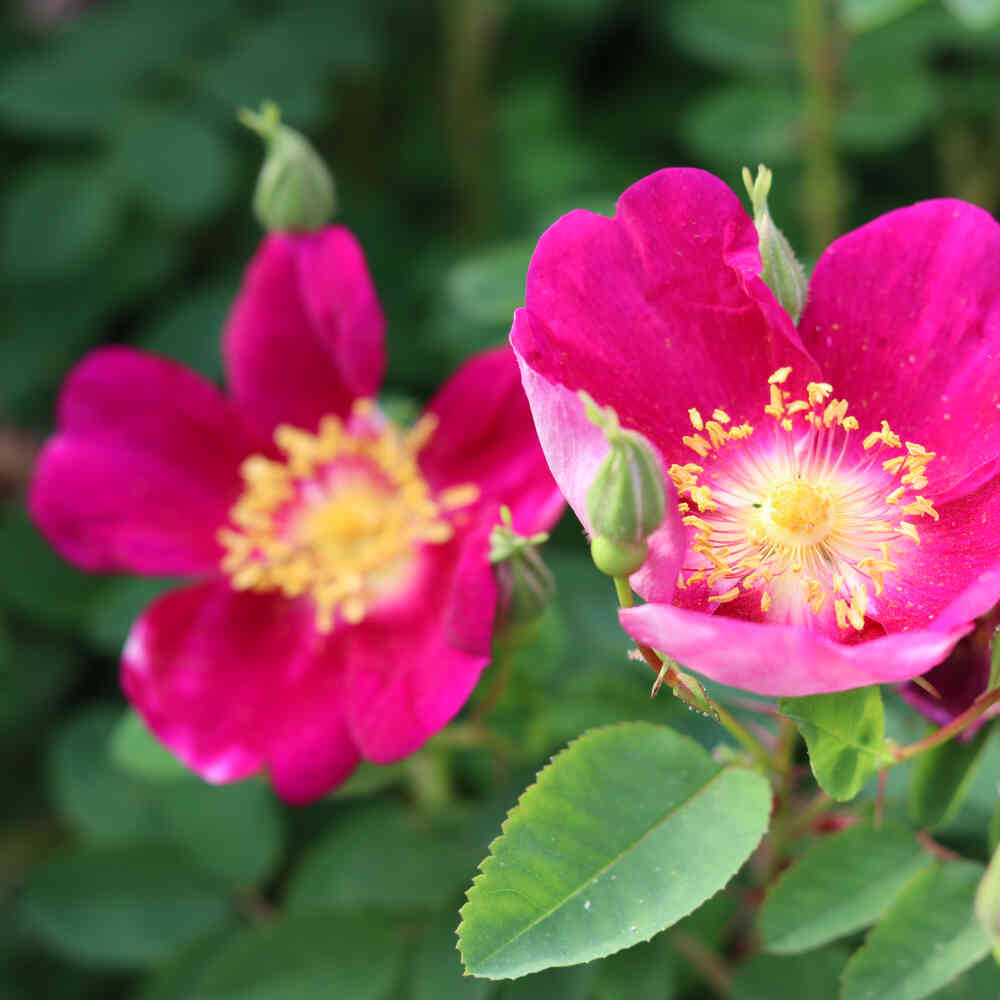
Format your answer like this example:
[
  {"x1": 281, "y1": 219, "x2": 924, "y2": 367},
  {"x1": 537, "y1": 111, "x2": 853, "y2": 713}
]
[
  {"x1": 31, "y1": 227, "x2": 563, "y2": 803},
  {"x1": 512, "y1": 167, "x2": 1000, "y2": 697}
]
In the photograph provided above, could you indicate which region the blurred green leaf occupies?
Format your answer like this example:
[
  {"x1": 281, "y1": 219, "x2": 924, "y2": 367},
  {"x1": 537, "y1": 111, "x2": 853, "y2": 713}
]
[
  {"x1": 0, "y1": 504, "x2": 107, "y2": 632},
  {"x1": 730, "y1": 946, "x2": 850, "y2": 999},
  {"x1": 990, "y1": 799, "x2": 1000, "y2": 855},
  {"x1": 497, "y1": 965, "x2": 596, "y2": 998},
  {"x1": 329, "y1": 759, "x2": 407, "y2": 799},
  {"x1": 2, "y1": 164, "x2": 119, "y2": 282},
  {"x1": 841, "y1": 861, "x2": 992, "y2": 1000},
  {"x1": 409, "y1": 909, "x2": 490, "y2": 1000},
  {"x1": 287, "y1": 798, "x2": 504, "y2": 912},
  {"x1": 944, "y1": 0, "x2": 1000, "y2": 29},
  {"x1": 759, "y1": 824, "x2": 929, "y2": 953},
  {"x1": 989, "y1": 628, "x2": 1000, "y2": 693},
  {"x1": 17, "y1": 843, "x2": 233, "y2": 968},
  {"x1": 909, "y1": 728, "x2": 989, "y2": 829},
  {"x1": 86, "y1": 576, "x2": 181, "y2": 657},
  {"x1": 779, "y1": 686, "x2": 891, "y2": 801},
  {"x1": 138, "y1": 930, "x2": 236, "y2": 1000},
  {"x1": 590, "y1": 934, "x2": 680, "y2": 1000},
  {"x1": 444, "y1": 241, "x2": 533, "y2": 329},
  {"x1": 930, "y1": 957, "x2": 1000, "y2": 997},
  {"x1": 109, "y1": 709, "x2": 193, "y2": 782},
  {"x1": 111, "y1": 110, "x2": 236, "y2": 224},
  {"x1": 840, "y1": 0, "x2": 930, "y2": 33},
  {"x1": 663, "y1": 0, "x2": 797, "y2": 73},
  {"x1": 683, "y1": 85, "x2": 803, "y2": 166},
  {"x1": 192, "y1": 911, "x2": 406, "y2": 1000},
  {"x1": 458, "y1": 723, "x2": 770, "y2": 979}
]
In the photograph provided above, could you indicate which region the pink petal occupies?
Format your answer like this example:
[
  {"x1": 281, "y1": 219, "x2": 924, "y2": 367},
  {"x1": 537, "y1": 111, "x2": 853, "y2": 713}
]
[
  {"x1": 121, "y1": 581, "x2": 360, "y2": 803},
  {"x1": 29, "y1": 347, "x2": 256, "y2": 575},
  {"x1": 800, "y1": 199, "x2": 1000, "y2": 497},
  {"x1": 343, "y1": 515, "x2": 498, "y2": 763},
  {"x1": 511, "y1": 167, "x2": 820, "y2": 471},
  {"x1": 418, "y1": 346, "x2": 564, "y2": 534},
  {"x1": 223, "y1": 227, "x2": 386, "y2": 438},
  {"x1": 619, "y1": 601, "x2": 970, "y2": 696},
  {"x1": 514, "y1": 352, "x2": 685, "y2": 604}
]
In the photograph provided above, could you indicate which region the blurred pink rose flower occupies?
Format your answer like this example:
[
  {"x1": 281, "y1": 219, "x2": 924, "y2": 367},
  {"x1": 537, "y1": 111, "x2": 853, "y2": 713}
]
[
  {"x1": 31, "y1": 226, "x2": 563, "y2": 802},
  {"x1": 512, "y1": 167, "x2": 1000, "y2": 697}
]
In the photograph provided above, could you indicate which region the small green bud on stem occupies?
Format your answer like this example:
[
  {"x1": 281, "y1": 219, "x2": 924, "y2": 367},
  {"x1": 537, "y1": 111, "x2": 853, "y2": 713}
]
[
  {"x1": 742, "y1": 163, "x2": 808, "y2": 323},
  {"x1": 239, "y1": 101, "x2": 337, "y2": 232},
  {"x1": 582, "y1": 393, "x2": 666, "y2": 578}
]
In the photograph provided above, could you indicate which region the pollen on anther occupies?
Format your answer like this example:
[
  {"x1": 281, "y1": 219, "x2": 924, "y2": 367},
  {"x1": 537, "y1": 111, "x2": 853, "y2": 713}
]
[
  {"x1": 712, "y1": 409, "x2": 731, "y2": 424},
  {"x1": 688, "y1": 408, "x2": 704, "y2": 431},
  {"x1": 768, "y1": 367, "x2": 792, "y2": 384},
  {"x1": 708, "y1": 587, "x2": 740, "y2": 604}
]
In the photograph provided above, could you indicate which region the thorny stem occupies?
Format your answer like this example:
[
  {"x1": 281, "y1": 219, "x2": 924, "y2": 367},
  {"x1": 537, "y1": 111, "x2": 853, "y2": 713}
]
[
  {"x1": 611, "y1": 576, "x2": 780, "y2": 774},
  {"x1": 892, "y1": 687, "x2": 1000, "y2": 763}
]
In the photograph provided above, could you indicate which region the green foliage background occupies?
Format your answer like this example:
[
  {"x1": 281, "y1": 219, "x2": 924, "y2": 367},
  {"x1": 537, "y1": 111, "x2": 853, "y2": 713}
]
[{"x1": 2, "y1": 0, "x2": 1000, "y2": 997}]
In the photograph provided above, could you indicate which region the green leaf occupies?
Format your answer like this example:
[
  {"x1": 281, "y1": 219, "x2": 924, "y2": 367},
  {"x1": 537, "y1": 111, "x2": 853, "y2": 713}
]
[
  {"x1": 759, "y1": 824, "x2": 929, "y2": 953},
  {"x1": 17, "y1": 844, "x2": 232, "y2": 968},
  {"x1": 409, "y1": 910, "x2": 490, "y2": 1000},
  {"x1": 497, "y1": 965, "x2": 596, "y2": 998},
  {"x1": 287, "y1": 799, "x2": 503, "y2": 912},
  {"x1": 86, "y1": 576, "x2": 181, "y2": 657},
  {"x1": 839, "y1": 0, "x2": 930, "y2": 33},
  {"x1": 944, "y1": 0, "x2": 1000, "y2": 29},
  {"x1": 779, "y1": 686, "x2": 891, "y2": 801},
  {"x1": 2, "y1": 164, "x2": 119, "y2": 281},
  {"x1": 138, "y1": 930, "x2": 236, "y2": 1000},
  {"x1": 909, "y1": 729, "x2": 989, "y2": 829},
  {"x1": 730, "y1": 946, "x2": 850, "y2": 1000},
  {"x1": 111, "y1": 110, "x2": 236, "y2": 223},
  {"x1": 990, "y1": 799, "x2": 1000, "y2": 856},
  {"x1": 458, "y1": 723, "x2": 771, "y2": 979},
  {"x1": 109, "y1": 710, "x2": 191, "y2": 782},
  {"x1": 841, "y1": 861, "x2": 992, "y2": 1000},
  {"x1": 192, "y1": 911, "x2": 406, "y2": 1000},
  {"x1": 929, "y1": 958, "x2": 1000, "y2": 998},
  {"x1": 589, "y1": 935, "x2": 681, "y2": 1000}
]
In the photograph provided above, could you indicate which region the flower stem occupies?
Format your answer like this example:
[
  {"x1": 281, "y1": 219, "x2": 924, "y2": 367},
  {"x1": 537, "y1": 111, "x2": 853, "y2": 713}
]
[
  {"x1": 610, "y1": 576, "x2": 779, "y2": 773},
  {"x1": 892, "y1": 687, "x2": 1000, "y2": 763}
]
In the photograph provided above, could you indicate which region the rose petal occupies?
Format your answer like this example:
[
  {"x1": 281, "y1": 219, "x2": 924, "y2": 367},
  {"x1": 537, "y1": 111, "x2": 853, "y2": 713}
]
[
  {"x1": 223, "y1": 227, "x2": 386, "y2": 437},
  {"x1": 29, "y1": 347, "x2": 255, "y2": 574},
  {"x1": 800, "y1": 198, "x2": 1000, "y2": 497},
  {"x1": 619, "y1": 601, "x2": 970, "y2": 696},
  {"x1": 512, "y1": 167, "x2": 820, "y2": 469},
  {"x1": 418, "y1": 346, "x2": 564, "y2": 534},
  {"x1": 343, "y1": 515, "x2": 498, "y2": 763},
  {"x1": 121, "y1": 581, "x2": 360, "y2": 803}
]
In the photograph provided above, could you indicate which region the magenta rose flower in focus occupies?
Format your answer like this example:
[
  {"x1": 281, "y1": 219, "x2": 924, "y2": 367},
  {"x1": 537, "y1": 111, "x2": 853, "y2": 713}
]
[
  {"x1": 30, "y1": 226, "x2": 564, "y2": 803},
  {"x1": 512, "y1": 167, "x2": 1000, "y2": 697}
]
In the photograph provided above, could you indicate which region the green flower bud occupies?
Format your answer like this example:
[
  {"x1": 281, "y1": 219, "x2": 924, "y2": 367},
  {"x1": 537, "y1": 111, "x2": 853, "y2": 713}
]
[
  {"x1": 582, "y1": 393, "x2": 666, "y2": 577},
  {"x1": 742, "y1": 164, "x2": 807, "y2": 323},
  {"x1": 489, "y1": 506, "x2": 554, "y2": 626},
  {"x1": 239, "y1": 101, "x2": 336, "y2": 232}
]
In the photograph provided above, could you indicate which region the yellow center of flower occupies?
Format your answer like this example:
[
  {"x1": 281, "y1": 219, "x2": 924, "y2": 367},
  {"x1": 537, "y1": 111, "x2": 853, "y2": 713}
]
[
  {"x1": 670, "y1": 367, "x2": 939, "y2": 632},
  {"x1": 218, "y1": 400, "x2": 478, "y2": 632}
]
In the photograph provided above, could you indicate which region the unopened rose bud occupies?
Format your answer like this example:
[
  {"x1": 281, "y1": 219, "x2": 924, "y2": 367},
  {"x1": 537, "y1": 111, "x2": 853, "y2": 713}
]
[
  {"x1": 582, "y1": 393, "x2": 665, "y2": 578},
  {"x1": 239, "y1": 101, "x2": 336, "y2": 232},
  {"x1": 489, "y1": 506, "x2": 554, "y2": 626},
  {"x1": 742, "y1": 163, "x2": 807, "y2": 323}
]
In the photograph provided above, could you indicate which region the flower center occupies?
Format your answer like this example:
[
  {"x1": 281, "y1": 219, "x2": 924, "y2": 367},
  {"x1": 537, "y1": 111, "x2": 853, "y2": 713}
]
[
  {"x1": 669, "y1": 368, "x2": 939, "y2": 632},
  {"x1": 757, "y1": 479, "x2": 835, "y2": 547},
  {"x1": 218, "y1": 400, "x2": 478, "y2": 632}
]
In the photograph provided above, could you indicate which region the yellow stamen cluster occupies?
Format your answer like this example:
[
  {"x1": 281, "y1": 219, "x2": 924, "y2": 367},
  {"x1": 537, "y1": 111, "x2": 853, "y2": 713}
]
[
  {"x1": 670, "y1": 368, "x2": 940, "y2": 632},
  {"x1": 218, "y1": 400, "x2": 478, "y2": 632}
]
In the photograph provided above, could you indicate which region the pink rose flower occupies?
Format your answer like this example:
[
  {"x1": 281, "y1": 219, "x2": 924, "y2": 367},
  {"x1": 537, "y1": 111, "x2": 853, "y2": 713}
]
[
  {"x1": 31, "y1": 226, "x2": 563, "y2": 803},
  {"x1": 512, "y1": 167, "x2": 1000, "y2": 697}
]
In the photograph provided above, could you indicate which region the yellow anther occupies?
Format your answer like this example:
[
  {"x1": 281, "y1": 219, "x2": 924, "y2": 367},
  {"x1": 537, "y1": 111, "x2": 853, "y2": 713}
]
[
  {"x1": 883, "y1": 456, "x2": 906, "y2": 475},
  {"x1": 834, "y1": 599, "x2": 849, "y2": 630},
  {"x1": 765, "y1": 384, "x2": 785, "y2": 418},
  {"x1": 807, "y1": 382, "x2": 834, "y2": 406},
  {"x1": 730, "y1": 422, "x2": 755, "y2": 439},
  {"x1": 842, "y1": 416, "x2": 859, "y2": 431},
  {"x1": 781, "y1": 418, "x2": 793, "y2": 431},
  {"x1": 438, "y1": 484, "x2": 481, "y2": 510},
  {"x1": 823, "y1": 399, "x2": 848, "y2": 427},
  {"x1": 705, "y1": 420, "x2": 729, "y2": 448},
  {"x1": 688, "y1": 485, "x2": 717, "y2": 512},
  {"x1": 682, "y1": 515, "x2": 714, "y2": 535},
  {"x1": 708, "y1": 587, "x2": 741, "y2": 605},
  {"x1": 902, "y1": 495, "x2": 939, "y2": 521},
  {"x1": 686, "y1": 571, "x2": 706, "y2": 586},
  {"x1": 803, "y1": 577, "x2": 826, "y2": 614},
  {"x1": 902, "y1": 472, "x2": 928, "y2": 490},
  {"x1": 707, "y1": 566, "x2": 732, "y2": 586},
  {"x1": 832, "y1": 573, "x2": 845, "y2": 595},
  {"x1": 688, "y1": 408, "x2": 704, "y2": 431},
  {"x1": 863, "y1": 421, "x2": 900, "y2": 451},
  {"x1": 678, "y1": 502, "x2": 690, "y2": 513},
  {"x1": 905, "y1": 442, "x2": 935, "y2": 459},
  {"x1": 899, "y1": 521, "x2": 920, "y2": 544},
  {"x1": 676, "y1": 572, "x2": 687, "y2": 590},
  {"x1": 682, "y1": 434, "x2": 711, "y2": 458},
  {"x1": 760, "y1": 591, "x2": 772, "y2": 613},
  {"x1": 786, "y1": 400, "x2": 810, "y2": 416},
  {"x1": 885, "y1": 486, "x2": 905, "y2": 505},
  {"x1": 847, "y1": 585, "x2": 867, "y2": 630},
  {"x1": 712, "y1": 409, "x2": 731, "y2": 424},
  {"x1": 668, "y1": 464, "x2": 697, "y2": 487},
  {"x1": 866, "y1": 521, "x2": 896, "y2": 533},
  {"x1": 768, "y1": 366, "x2": 793, "y2": 384}
]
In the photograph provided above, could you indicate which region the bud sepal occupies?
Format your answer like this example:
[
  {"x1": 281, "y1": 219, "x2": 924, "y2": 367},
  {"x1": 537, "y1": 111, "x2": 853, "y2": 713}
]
[{"x1": 489, "y1": 506, "x2": 554, "y2": 626}]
